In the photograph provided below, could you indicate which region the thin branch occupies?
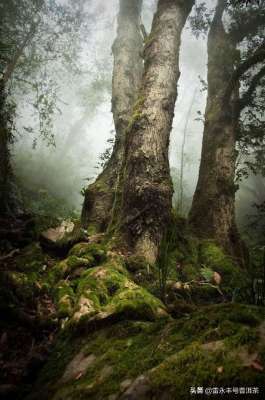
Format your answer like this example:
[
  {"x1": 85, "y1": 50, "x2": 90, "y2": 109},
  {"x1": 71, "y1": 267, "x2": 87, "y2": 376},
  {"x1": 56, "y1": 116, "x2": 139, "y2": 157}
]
[
  {"x1": 237, "y1": 65, "x2": 265, "y2": 115},
  {"x1": 179, "y1": 88, "x2": 197, "y2": 213},
  {"x1": 140, "y1": 22, "x2": 148, "y2": 41},
  {"x1": 224, "y1": 41, "x2": 265, "y2": 103}
]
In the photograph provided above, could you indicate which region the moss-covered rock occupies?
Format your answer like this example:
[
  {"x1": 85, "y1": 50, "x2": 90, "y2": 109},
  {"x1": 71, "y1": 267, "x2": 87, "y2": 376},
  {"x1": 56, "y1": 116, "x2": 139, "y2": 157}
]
[
  {"x1": 159, "y1": 224, "x2": 251, "y2": 304},
  {"x1": 198, "y1": 240, "x2": 251, "y2": 300},
  {"x1": 26, "y1": 303, "x2": 265, "y2": 400}
]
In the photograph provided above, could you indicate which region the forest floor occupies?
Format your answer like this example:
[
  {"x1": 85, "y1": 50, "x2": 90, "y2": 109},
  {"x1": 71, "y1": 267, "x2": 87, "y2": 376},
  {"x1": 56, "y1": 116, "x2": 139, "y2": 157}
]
[{"x1": 0, "y1": 215, "x2": 264, "y2": 400}]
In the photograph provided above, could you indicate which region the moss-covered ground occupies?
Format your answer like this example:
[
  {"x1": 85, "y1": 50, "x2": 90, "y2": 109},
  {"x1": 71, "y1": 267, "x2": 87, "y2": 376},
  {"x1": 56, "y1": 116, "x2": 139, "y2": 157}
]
[{"x1": 1, "y1": 220, "x2": 264, "y2": 400}]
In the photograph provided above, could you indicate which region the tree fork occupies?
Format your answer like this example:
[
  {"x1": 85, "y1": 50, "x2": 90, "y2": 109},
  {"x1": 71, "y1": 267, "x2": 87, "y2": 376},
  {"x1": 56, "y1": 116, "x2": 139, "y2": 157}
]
[{"x1": 81, "y1": 0, "x2": 144, "y2": 232}]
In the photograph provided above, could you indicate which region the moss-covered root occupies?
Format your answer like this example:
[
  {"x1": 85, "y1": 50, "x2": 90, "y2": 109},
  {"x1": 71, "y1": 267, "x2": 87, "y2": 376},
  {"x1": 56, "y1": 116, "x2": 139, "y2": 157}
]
[
  {"x1": 48, "y1": 242, "x2": 108, "y2": 284},
  {"x1": 67, "y1": 265, "x2": 168, "y2": 334}
]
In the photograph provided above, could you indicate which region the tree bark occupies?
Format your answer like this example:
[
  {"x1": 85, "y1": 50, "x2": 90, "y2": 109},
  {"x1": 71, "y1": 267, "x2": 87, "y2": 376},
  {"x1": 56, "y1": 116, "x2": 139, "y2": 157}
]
[
  {"x1": 116, "y1": 0, "x2": 195, "y2": 264},
  {"x1": 81, "y1": 0, "x2": 144, "y2": 232},
  {"x1": 0, "y1": 83, "x2": 17, "y2": 216},
  {"x1": 188, "y1": 0, "x2": 244, "y2": 259}
]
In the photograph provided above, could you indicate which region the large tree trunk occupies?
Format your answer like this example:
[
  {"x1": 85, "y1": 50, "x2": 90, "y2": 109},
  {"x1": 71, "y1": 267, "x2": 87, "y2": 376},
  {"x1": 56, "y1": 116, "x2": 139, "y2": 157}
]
[
  {"x1": 188, "y1": 0, "x2": 244, "y2": 260},
  {"x1": 115, "y1": 0, "x2": 195, "y2": 264},
  {"x1": 81, "y1": 0, "x2": 144, "y2": 232}
]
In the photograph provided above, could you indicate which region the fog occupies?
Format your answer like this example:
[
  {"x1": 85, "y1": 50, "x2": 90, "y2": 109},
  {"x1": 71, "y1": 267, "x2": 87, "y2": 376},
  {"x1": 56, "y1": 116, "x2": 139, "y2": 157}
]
[{"x1": 11, "y1": 0, "x2": 263, "y2": 232}]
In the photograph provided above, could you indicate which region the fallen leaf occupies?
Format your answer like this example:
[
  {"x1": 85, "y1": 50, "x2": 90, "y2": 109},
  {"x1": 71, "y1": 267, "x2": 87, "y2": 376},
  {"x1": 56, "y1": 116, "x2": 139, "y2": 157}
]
[
  {"x1": 173, "y1": 282, "x2": 182, "y2": 290},
  {"x1": 35, "y1": 281, "x2": 42, "y2": 289},
  {"x1": 251, "y1": 360, "x2": 264, "y2": 371},
  {"x1": 75, "y1": 372, "x2": 83, "y2": 380},
  {"x1": 213, "y1": 272, "x2": 222, "y2": 285}
]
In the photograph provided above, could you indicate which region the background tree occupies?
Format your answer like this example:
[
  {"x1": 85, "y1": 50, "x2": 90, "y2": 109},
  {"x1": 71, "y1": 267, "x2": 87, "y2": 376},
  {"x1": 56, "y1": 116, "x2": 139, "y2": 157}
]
[
  {"x1": 0, "y1": 0, "x2": 91, "y2": 216},
  {"x1": 189, "y1": 0, "x2": 265, "y2": 261}
]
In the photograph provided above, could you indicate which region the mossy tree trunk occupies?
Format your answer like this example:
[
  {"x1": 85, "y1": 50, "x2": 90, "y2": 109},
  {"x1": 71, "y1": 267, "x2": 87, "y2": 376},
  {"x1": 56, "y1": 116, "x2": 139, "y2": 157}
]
[
  {"x1": 189, "y1": 1, "x2": 241, "y2": 257},
  {"x1": 115, "y1": 0, "x2": 195, "y2": 264},
  {"x1": 189, "y1": 0, "x2": 265, "y2": 262},
  {"x1": 81, "y1": 0, "x2": 144, "y2": 232}
]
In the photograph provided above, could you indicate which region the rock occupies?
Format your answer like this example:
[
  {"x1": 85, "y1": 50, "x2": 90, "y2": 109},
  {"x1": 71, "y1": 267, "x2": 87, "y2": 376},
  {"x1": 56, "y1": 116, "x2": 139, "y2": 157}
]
[
  {"x1": 120, "y1": 375, "x2": 152, "y2": 399},
  {"x1": 40, "y1": 220, "x2": 87, "y2": 254},
  {"x1": 73, "y1": 295, "x2": 97, "y2": 322},
  {"x1": 60, "y1": 351, "x2": 96, "y2": 383},
  {"x1": 120, "y1": 379, "x2": 133, "y2": 392},
  {"x1": 99, "y1": 365, "x2": 113, "y2": 381},
  {"x1": 41, "y1": 220, "x2": 75, "y2": 242}
]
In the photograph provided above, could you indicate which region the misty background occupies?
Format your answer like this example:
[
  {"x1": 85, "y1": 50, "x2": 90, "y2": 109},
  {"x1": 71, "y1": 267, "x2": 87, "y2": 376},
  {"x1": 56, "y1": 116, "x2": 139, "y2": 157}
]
[{"x1": 11, "y1": 0, "x2": 263, "y2": 238}]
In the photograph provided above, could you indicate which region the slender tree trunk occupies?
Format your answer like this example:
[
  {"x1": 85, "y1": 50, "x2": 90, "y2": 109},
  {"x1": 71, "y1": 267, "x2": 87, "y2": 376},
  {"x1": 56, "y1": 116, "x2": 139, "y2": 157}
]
[
  {"x1": 81, "y1": 0, "x2": 144, "y2": 232},
  {"x1": 179, "y1": 89, "x2": 196, "y2": 214},
  {"x1": 188, "y1": 0, "x2": 244, "y2": 260},
  {"x1": 116, "y1": 0, "x2": 195, "y2": 264},
  {"x1": 0, "y1": 83, "x2": 17, "y2": 216}
]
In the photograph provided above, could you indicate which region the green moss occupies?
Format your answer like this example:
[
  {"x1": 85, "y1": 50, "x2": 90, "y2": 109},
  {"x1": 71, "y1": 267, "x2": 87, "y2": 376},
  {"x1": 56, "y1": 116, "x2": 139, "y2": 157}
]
[
  {"x1": 182, "y1": 264, "x2": 199, "y2": 281},
  {"x1": 225, "y1": 326, "x2": 259, "y2": 349},
  {"x1": 126, "y1": 95, "x2": 145, "y2": 131},
  {"x1": 111, "y1": 287, "x2": 166, "y2": 321},
  {"x1": 55, "y1": 281, "x2": 75, "y2": 318},
  {"x1": 26, "y1": 303, "x2": 265, "y2": 400},
  {"x1": 67, "y1": 255, "x2": 94, "y2": 269},
  {"x1": 63, "y1": 265, "x2": 168, "y2": 333},
  {"x1": 191, "y1": 283, "x2": 221, "y2": 303},
  {"x1": 125, "y1": 255, "x2": 150, "y2": 273},
  {"x1": 47, "y1": 260, "x2": 68, "y2": 284},
  {"x1": 0, "y1": 270, "x2": 42, "y2": 302},
  {"x1": 69, "y1": 243, "x2": 106, "y2": 264},
  {"x1": 47, "y1": 254, "x2": 94, "y2": 285},
  {"x1": 150, "y1": 343, "x2": 243, "y2": 399},
  {"x1": 165, "y1": 235, "x2": 251, "y2": 302},
  {"x1": 198, "y1": 241, "x2": 248, "y2": 297},
  {"x1": 86, "y1": 225, "x2": 98, "y2": 236},
  {"x1": 180, "y1": 304, "x2": 263, "y2": 342},
  {"x1": 15, "y1": 242, "x2": 47, "y2": 273}
]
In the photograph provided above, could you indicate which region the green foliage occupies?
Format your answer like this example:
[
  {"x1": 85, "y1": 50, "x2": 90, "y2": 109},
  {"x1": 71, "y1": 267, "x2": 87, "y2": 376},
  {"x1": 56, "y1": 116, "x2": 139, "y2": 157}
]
[
  {"x1": 200, "y1": 265, "x2": 214, "y2": 282},
  {"x1": 96, "y1": 132, "x2": 114, "y2": 169},
  {"x1": 189, "y1": 3, "x2": 212, "y2": 38}
]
